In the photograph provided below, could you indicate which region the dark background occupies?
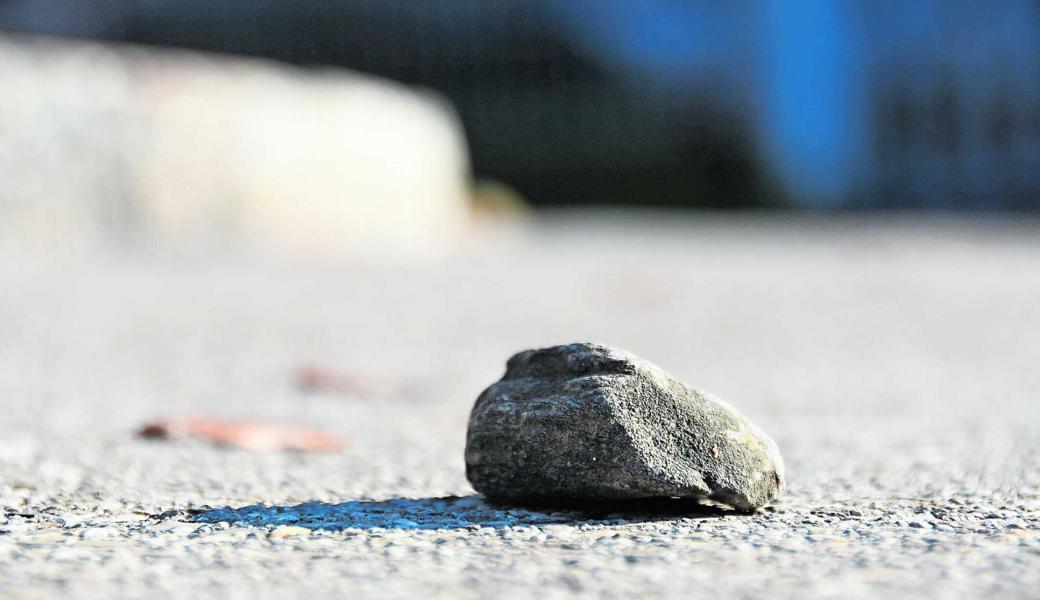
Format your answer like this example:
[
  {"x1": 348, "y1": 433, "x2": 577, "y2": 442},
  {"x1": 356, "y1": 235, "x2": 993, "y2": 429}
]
[{"x1": 3, "y1": 0, "x2": 1040, "y2": 210}]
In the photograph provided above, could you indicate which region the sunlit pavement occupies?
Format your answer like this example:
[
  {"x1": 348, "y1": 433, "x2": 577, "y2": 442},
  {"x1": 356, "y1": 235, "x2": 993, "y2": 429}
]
[{"x1": 0, "y1": 213, "x2": 1037, "y2": 598}]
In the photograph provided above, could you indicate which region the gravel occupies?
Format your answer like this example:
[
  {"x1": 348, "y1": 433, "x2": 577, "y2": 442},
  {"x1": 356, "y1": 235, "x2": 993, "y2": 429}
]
[{"x1": 0, "y1": 213, "x2": 1038, "y2": 598}]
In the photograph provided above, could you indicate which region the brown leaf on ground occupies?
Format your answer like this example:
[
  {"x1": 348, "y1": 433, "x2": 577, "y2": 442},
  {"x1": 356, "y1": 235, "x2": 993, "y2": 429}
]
[
  {"x1": 137, "y1": 418, "x2": 346, "y2": 452},
  {"x1": 294, "y1": 364, "x2": 416, "y2": 399}
]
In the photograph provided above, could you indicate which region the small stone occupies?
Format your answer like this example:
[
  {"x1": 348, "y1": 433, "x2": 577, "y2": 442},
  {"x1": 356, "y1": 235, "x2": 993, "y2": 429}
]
[
  {"x1": 79, "y1": 527, "x2": 119, "y2": 541},
  {"x1": 151, "y1": 521, "x2": 200, "y2": 536},
  {"x1": 268, "y1": 525, "x2": 311, "y2": 539},
  {"x1": 19, "y1": 529, "x2": 67, "y2": 544},
  {"x1": 465, "y1": 343, "x2": 784, "y2": 512},
  {"x1": 107, "y1": 513, "x2": 150, "y2": 523},
  {"x1": 58, "y1": 515, "x2": 88, "y2": 528}
]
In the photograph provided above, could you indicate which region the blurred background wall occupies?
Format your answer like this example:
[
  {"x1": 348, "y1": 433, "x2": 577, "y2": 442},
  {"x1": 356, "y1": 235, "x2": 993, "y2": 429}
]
[{"x1": 2, "y1": 0, "x2": 1039, "y2": 211}]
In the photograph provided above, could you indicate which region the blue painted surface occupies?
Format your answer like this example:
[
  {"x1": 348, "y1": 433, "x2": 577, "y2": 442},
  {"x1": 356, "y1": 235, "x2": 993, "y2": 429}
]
[
  {"x1": 551, "y1": 0, "x2": 1040, "y2": 208},
  {"x1": 754, "y1": 0, "x2": 866, "y2": 207}
]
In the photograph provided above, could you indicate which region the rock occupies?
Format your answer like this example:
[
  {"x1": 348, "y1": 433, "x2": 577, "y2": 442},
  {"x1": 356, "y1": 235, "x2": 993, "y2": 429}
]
[
  {"x1": 150, "y1": 521, "x2": 201, "y2": 536},
  {"x1": 79, "y1": 527, "x2": 119, "y2": 541},
  {"x1": 465, "y1": 343, "x2": 784, "y2": 512},
  {"x1": 268, "y1": 525, "x2": 311, "y2": 539},
  {"x1": 18, "y1": 529, "x2": 68, "y2": 545}
]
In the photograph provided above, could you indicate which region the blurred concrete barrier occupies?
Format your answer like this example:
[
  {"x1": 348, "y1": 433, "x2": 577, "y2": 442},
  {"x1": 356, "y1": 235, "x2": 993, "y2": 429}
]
[{"x1": 0, "y1": 34, "x2": 471, "y2": 259}]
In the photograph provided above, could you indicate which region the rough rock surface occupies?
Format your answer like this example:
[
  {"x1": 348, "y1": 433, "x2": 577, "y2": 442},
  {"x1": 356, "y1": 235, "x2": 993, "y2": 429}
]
[{"x1": 466, "y1": 343, "x2": 784, "y2": 511}]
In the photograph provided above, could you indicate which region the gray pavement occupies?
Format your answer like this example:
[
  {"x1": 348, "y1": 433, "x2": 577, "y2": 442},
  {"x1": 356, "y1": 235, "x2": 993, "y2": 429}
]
[{"x1": 0, "y1": 213, "x2": 1038, "y2": 598}]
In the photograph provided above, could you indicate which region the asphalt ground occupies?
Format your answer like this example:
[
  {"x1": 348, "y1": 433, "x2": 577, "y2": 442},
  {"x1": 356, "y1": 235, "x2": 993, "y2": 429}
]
[{"x1": 0, "y1": 213, "x2": 1037, "y2": 598}]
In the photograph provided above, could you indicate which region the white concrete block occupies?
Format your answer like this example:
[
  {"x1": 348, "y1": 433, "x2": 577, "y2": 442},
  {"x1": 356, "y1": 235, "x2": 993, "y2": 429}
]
[{"x1": 0, "y1": 35, "x2": 472, "y2": 260}]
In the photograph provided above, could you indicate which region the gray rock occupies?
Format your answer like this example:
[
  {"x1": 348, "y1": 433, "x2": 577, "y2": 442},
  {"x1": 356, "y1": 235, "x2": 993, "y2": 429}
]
[{"x1": 465, "y1": 343, "x2": 784, "y2": 512}]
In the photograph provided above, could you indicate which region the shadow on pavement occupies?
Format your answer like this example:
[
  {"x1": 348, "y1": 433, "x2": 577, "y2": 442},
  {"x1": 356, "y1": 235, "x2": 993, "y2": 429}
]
[{"x1": 190, "y1": 494, "x2": 734, "y2": 531}]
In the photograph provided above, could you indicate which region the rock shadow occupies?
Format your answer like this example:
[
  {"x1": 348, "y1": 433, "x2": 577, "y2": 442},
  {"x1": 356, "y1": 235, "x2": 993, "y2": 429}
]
[{"x1": 191, "y1": 494, "x2": 734, "y2": 531}]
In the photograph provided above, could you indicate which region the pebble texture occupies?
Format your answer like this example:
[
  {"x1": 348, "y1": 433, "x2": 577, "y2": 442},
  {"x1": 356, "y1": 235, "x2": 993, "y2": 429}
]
[
  {"x1": 466, "y1": 343, "x2": 784, "y2": 511},
  {"x1": 0, "y1": 215, "x2": 1038, "y2": 598}
]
